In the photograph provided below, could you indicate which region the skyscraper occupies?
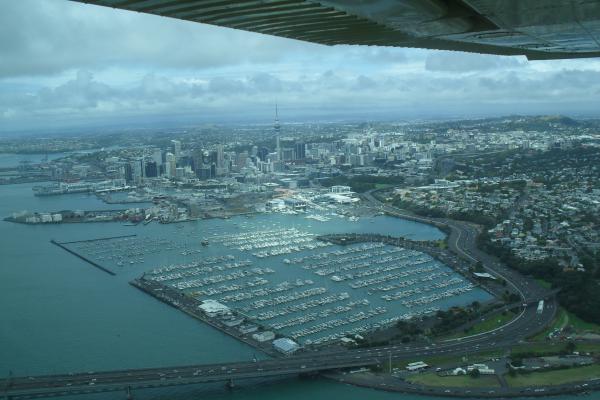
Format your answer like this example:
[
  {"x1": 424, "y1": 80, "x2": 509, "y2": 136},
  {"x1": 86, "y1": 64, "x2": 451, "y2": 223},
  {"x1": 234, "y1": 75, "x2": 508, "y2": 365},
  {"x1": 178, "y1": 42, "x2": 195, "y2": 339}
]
[
  {"x1": 152, "y1": 149, "x2": 163, "y2": 166},
  {"x1": 144, "y1": 161, "x2": 158, "y2": 178},
  {"x1": 165, "y1": 152, "x2": 176, "y2": 178},
  {"x1": 216, "y1": 144, "x2": 224, "y2": 169},
  {"x1": 171, "y1": 140, "x2": 181, "y2": 159},
  {"x1": 295, "y1": 142, "x2": 306, "y2": 160}
]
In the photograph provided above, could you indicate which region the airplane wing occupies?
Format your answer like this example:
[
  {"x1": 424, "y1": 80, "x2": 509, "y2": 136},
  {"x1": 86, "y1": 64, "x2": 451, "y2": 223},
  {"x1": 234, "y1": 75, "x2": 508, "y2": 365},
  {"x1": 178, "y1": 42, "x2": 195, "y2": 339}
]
[{"x1": 72, "y1": 0, "x2": 600, "y2": 60}]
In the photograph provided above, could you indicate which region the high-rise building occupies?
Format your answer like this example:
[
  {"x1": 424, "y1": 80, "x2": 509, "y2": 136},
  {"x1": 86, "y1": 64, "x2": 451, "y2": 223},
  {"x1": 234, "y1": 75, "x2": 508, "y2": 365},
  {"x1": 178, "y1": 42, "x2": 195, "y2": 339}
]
[
  {"x1": 235, "y1": 151, "x2": 248, "y2": 171},
  {"x1": 257, "y1": 147, "x2": 269, "y2": 162},
  {"x1": 171, "y1": 140, "x2": 181, "y2": 159},
  {"x1": 152, "y1": 149, "x2": 162, "y2": 166},
  {"x1": 294, "y1": 142, "x2": 306, "y2": 160},
  {"x1": 282, "y1": 148, "x2": 294, "y2": 161},
  {"x1": 132, "y1": 158, "x2": 144, "y2": 184},
  {"x1": 216, "y1": 144, "x2": 224, "y2": 169},
  {"x1": 165, "y1": 152, "x2": 176, "y2": 178},
  {"x1": 144, "y1": 161, "x2": 158, "y2": 178},
  {"x1": 191, "y1": 150, "x2": 204, "y2": 173},
  {"x1": 196, "y1": 165, "x2": 212, "y2": 180},
  {"x1": 122, "y1": 163, "x2": 133, "y2": 183}
]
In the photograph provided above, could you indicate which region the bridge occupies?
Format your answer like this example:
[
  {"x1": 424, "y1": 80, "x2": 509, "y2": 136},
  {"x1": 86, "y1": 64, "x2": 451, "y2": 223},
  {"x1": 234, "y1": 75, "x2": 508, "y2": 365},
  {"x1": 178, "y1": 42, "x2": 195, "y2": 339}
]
[{"x1": 2, "y1": 296, "x2": 556, "y2": 400}]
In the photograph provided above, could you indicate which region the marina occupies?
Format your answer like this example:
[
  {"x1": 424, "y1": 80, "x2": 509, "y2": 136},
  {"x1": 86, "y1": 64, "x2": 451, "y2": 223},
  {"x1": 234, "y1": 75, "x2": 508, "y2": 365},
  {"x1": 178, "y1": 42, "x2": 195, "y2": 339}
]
[{"x1": 58, "y1": 217, "x2": 490, "y2": 348}]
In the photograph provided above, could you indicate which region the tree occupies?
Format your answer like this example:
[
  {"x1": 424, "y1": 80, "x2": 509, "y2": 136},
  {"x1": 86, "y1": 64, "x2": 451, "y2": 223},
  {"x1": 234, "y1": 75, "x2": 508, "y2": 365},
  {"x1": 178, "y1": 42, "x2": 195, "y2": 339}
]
[
  {"x1": 474, "y1": 261, "x2": 484, "y2": 272},
  {"x1": 565, "y1": 341, "x2": 577, "y2": 354},
  {"x1": 469, "y1": 368, "x2": 481, "y2": 378}
]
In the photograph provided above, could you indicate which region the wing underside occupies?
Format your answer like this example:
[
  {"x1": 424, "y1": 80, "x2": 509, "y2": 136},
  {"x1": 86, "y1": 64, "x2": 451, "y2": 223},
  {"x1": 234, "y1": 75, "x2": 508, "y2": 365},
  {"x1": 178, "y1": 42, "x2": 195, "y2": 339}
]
[{"x1": 73, "y1": 0, "x2": 600, "y2": 60}]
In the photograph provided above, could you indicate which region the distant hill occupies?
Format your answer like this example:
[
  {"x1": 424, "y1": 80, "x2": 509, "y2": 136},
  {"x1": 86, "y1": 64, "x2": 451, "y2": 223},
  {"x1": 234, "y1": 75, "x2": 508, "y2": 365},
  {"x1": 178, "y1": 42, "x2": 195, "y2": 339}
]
[
  {"x1": 425, "y1": 114, "x2": 596, "y2": 134},
  {"x1": 537, "y1": 115, "x2": 580, "y2": 126}
]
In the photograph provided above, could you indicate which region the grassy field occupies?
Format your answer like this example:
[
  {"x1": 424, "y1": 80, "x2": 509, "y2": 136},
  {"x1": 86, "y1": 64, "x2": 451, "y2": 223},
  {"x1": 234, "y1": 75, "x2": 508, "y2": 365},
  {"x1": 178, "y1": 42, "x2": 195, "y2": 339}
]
[
  {"x1": 531, "y1": 307, "x2": 600, "y2": 341},
  {"x1": 535, "y1": 279, "x2": 552, "y2": 289},
  {"x1": 512, "y1": 341, "x2": 600, "y2": 355},
  {"x1": 574, "y1": 342, "x2": 600, "y2": 354},
  {"x1": 506, "y1": 364, "x2": 600, "y2": 387},
  {"x1": 567, "y1": 310, "x2": 600, "y2": 333},
  {"x1": 511, "y1": 342, "x2": 567, "y2": 355},
  {"x1": 531, "y1": 308, "x2": 568, "y2": 341},
  {"x1": 394, "y1": 350, "x2": 504, "y2": 370},
  {"x1": 443, "y1": 311, "x2": 516, "y2": 339},
  {"x1": 465, "y1": 311, "x2": 516, "y2": 335},
  {"x1": 408, "y1": 372, "x2": 500, "y2": 388}
]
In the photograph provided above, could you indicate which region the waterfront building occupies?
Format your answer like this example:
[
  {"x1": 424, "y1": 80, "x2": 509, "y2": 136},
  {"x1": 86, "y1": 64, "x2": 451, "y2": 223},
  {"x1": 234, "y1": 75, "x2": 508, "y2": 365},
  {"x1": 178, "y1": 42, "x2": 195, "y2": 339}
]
[
  {"x1": 331, "y1": 185, "x2": 352, "y2": 194},
  {"x1": 272, "y1": 338, "x2": 299, "y2": 355},
  {"x1": 198, "y1": 300, "x2": 230, "y2": 317}
]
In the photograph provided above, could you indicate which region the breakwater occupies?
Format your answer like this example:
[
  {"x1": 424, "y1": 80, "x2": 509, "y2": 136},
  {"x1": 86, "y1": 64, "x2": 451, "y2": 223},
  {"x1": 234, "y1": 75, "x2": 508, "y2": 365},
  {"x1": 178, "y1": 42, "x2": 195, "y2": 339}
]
[
  {"x1": 58, "y1": 234, "x2": 137, "y2": 245},
  {"x1": 50, "y1": 239, "x2": 116, "y2": 276}
]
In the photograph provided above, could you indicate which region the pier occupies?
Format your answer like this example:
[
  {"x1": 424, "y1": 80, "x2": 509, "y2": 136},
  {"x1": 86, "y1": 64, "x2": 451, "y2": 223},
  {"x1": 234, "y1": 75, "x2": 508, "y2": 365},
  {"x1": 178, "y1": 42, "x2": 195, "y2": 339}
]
[
  {"x1": 50, "y1": 240, "x2": 116, "y2": 276},
  {"x1": 129, "y1": 278, "x2": 282, "y2": 357}
]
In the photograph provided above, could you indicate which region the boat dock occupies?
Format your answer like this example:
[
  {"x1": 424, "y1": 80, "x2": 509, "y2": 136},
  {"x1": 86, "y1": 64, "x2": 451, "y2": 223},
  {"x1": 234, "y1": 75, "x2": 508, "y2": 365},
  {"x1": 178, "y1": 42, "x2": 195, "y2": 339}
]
[{"x1": 316, "y1": 233, "x2": 494, "y2": 298}]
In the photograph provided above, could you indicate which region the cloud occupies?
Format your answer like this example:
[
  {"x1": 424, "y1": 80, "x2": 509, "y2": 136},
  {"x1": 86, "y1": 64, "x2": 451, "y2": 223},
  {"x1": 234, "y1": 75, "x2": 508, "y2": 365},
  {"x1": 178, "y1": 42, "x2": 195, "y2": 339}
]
[
  {"x1": 0, "y1": 0, "x2": 323, "y2": 78},
  {"x1": 425, "y1": 51, "x2": 526, "y2": 72},
  {"x1": 3, "y1": 65, "x2": 600, "y2": 129}
]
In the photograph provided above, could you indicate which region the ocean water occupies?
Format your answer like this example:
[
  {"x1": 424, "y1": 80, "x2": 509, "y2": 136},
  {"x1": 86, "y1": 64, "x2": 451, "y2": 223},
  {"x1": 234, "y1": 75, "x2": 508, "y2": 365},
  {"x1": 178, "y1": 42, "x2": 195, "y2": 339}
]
[{"x1": 0, "y1": 152, "x2": 70, "y2": 168}]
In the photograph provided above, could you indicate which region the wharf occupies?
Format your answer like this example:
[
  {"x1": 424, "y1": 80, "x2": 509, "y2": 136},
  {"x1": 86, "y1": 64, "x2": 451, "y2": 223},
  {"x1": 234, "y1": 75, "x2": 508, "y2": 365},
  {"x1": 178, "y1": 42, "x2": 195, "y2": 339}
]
[
  {"x1": 5, "y1": 209, "x2": 132, "y2": 225},
  {"x1": 130, "y1": 278, "x2": 282, "y2": 358},
  {"x1": 50, "y1": 239, "x2": 116, "y2": 276}
]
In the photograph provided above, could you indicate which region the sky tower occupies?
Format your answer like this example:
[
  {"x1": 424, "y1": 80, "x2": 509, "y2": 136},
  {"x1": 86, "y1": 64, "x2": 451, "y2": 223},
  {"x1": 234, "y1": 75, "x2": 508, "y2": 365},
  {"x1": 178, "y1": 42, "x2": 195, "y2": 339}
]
[{"x1": 274, "y1": 104, "x2": 281, "y2": 161}]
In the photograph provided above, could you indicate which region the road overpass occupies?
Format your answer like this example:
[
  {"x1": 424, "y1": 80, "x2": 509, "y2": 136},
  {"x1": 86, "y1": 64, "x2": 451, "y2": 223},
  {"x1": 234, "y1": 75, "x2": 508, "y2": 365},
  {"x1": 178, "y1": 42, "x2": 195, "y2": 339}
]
[{"x1": 2, "y1": 294, "x2": 554, "y2": 400}]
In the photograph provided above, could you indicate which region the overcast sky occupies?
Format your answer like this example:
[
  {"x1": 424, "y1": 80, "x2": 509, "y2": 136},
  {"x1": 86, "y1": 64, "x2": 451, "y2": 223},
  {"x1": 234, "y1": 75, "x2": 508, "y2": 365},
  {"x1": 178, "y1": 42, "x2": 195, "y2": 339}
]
[{"x1": 2, "y1": 0, "x2": 600, "y2": 135}]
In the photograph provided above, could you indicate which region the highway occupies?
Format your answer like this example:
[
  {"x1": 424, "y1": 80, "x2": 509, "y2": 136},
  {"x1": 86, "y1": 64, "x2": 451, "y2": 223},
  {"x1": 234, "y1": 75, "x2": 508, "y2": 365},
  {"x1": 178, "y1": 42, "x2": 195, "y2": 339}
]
[
  {"x1": 2, "y1": 193, "x2": 559, "y2": 399},
  {"x1": 2, "y1": 299, "x2": 554, "y2": 400}
]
